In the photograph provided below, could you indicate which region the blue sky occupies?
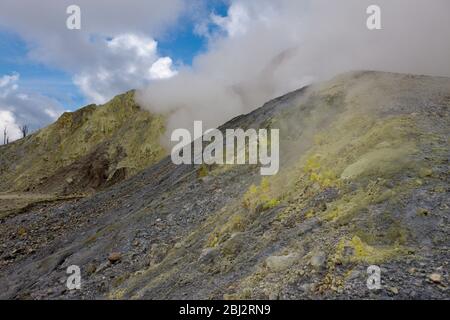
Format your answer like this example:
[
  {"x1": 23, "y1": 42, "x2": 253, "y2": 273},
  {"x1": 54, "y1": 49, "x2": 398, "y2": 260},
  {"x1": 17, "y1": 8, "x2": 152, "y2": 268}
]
[
  {"x1": 0, "y1": 28, "x2": 85, "y2": 109},
  {"x1": 158, "y1": 1, "x2": 228, "y2": 67}
]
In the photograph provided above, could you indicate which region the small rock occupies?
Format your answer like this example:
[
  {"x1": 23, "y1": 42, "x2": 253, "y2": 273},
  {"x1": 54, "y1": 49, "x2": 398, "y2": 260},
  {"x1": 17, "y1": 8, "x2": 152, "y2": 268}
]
[
  {"x1": 419, "y1": 168, "x2": 433, "y2": 178},
  {"x1": 222, "y1": 233, "x2": 245, "y2": 256},
  {"x1": 389, "y1": 287, "x2": 399, "y2": 295},
  {"x1": 108, "y1": 252, "x2": 122, "y2": 263},
  {"x1": 11, "y1": 247, "x2": 24, "y2": 255},
  {"x1": 408, "y1": 267, "x2": 416, "y2": 274},
  {"x1": 429, "y1": 273, "x2": 442, "y2": 284},
  {"x1": 416, "y1": 208, "x2": 430, "y2": 217},
  {"x1": 347, "y1": 270, "x2": 361, "y2": 280},
  {"x1": 174, "y1": 242, "x2": 182, "y2": 249},
  {"x1": 300, "y1": 283, "x2": 315, "y2": 292},
  {"x1": 268, "y1": 292, "x2": 279, "y2": 300},
  {"x1": 266, "y1": 254, "x2": 297, "y2": 272},
  {"x1": 199, "y1": 248, "x2": 219, "y2": 264},
  {"x1": 310, "y1": 252, "x2": 327, "y2": 269}
]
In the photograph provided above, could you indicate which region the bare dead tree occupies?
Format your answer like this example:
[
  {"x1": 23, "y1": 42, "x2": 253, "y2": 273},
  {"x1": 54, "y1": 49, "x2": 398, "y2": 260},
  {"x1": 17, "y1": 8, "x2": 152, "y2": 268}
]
[
  {"x1": 20, "y1": 124, "x2": 29, "y2": 138},
  {"x1": 3, "y1": 127, "x2": 7, "y2": 145}
]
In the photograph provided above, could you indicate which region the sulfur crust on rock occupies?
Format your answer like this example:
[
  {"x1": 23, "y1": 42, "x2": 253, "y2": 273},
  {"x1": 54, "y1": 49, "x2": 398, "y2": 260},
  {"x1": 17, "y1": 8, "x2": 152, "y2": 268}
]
[{"x1": 0, "y1": 90, "x2": 166, "y2": 196}]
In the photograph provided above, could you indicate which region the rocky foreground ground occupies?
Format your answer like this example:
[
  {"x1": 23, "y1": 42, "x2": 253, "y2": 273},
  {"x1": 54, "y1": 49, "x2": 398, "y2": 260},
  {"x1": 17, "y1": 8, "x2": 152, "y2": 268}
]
[{"x1": 0, "y1": 71, "x2": 448, "y2": 299}]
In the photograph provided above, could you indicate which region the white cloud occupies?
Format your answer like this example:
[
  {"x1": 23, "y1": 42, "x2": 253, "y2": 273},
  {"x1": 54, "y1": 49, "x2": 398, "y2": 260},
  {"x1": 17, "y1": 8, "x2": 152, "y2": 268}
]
[
  {"x1": 0, "y1": 110, "x2": 22, "y2": 142},
  {"x1": 211, "y1": 3, "x2": 250, "y2": 37},
  {"x1": 137, "y1": 0, "x2": 450, "y2": 146},
  {"x1": 0, "y1": 73, "x2": 20, "y2": 98},
  {"x1": 44, "y1": 108, "x2": 62, "y2": 119},
  {"x1": 0, "y1": 73, "x2": 65, "y2": 143},
  {"x1": 0, "y1": 0, "x2": 187, "y2": 105},
  {"x1": 107, "y1": 34, "x2": 158, "y2": 58},
  {"x1": 73, "y1": 72, "x2": 109, "y2": 105},
  {"x1": 0, "y1": 73, "x2": 19, "y2": 87},
  {"x1": 72, "y1": 33, "x2": 177, "y2": 104},
  {"x1": 150, "y1": 57, "x2": 177, "y2": 79}
]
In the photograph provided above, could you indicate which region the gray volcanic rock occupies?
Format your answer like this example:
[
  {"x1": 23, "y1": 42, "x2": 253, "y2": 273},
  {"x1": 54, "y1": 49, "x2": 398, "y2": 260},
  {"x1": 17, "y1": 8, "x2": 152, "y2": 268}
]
[{"x1": 0, "y1": 71, "x2": 448, "y2": 300}]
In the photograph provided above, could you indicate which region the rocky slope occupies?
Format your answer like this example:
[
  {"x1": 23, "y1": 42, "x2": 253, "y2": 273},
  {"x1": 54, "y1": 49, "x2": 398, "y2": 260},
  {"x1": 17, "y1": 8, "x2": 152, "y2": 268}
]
[
  {"x1": 0, "y1": 90, "x2": 166, "y2": 196},
  {"x1": 0, "y1": 71, "x2": 448, "y2": 299},
  {"x1": 0, "y1": 91, "x2": 166, "y2": 218}
]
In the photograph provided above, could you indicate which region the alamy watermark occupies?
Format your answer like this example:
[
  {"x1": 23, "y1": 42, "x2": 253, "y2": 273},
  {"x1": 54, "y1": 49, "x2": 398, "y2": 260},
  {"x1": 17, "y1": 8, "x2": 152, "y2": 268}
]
[
  {"x1": 66, "y1": 4, "x2": 383, "y2": 31},
  {"x1": 66, "y1": 265, "x2": 81, "y2": 290},
  {"x1": 367, "y1": 265, "x2": 382, "y2": 290},
  {"x1": 367, "y1": 5, "x2": 382, "y2": 30},
  {"x1": 171, "y1": 121, "x2": 279, "y2": 176},
  {"x1": 66, "y1": 5, "x2": 81, "y2": 30}
]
